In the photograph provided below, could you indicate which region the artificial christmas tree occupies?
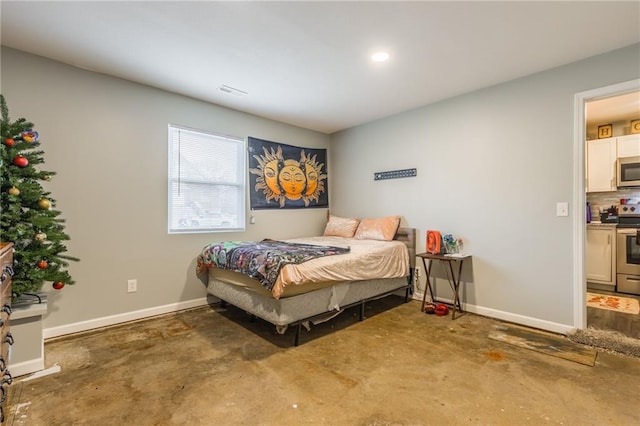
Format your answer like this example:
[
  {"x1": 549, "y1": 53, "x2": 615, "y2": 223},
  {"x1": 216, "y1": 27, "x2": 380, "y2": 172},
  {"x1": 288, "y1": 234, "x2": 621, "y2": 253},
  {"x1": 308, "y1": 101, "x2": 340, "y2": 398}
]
[{"x1": 0, "y1": 95, "x2": 78, "y2": 297}]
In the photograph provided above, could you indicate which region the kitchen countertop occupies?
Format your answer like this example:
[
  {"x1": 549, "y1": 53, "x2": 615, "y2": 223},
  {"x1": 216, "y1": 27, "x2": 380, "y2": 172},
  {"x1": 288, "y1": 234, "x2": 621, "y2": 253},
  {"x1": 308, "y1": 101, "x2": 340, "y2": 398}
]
[{"x1": 587, "y1": 222, "x2": 618, "y2": 228}]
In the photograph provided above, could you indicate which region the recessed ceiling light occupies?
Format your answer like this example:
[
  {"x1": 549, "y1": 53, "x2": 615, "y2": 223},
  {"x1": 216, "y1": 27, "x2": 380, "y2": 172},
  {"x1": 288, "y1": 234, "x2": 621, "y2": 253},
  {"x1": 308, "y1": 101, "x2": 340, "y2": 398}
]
[{"x1": 371, "y1": 52, "x2": 390, "y2": 62}]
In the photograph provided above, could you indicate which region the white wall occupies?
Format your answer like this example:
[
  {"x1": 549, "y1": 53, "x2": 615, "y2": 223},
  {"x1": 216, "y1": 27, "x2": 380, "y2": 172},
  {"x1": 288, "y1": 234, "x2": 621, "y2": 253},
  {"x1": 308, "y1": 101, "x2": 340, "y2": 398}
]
[
  {"x1": 329, "y1": 43, "x2": 640, "y2": 331},
  {"x1": 1, "y1": 47, "x2": 331, "y2": 332}
]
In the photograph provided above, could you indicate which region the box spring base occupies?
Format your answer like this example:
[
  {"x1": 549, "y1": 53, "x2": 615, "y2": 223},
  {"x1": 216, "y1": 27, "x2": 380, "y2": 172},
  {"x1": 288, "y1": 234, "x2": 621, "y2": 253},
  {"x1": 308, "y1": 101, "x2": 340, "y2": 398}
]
[{"x1": 207, "y1": 277, "x2": 410, "y2": 345}]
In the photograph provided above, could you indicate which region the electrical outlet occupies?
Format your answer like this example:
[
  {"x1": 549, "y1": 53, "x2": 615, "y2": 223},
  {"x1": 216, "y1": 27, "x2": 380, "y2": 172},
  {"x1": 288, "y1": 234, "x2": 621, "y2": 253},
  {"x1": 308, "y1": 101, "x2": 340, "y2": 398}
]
[
  {"x1": 127, "y1": 279, "x2": 137, "y2": 293},
  {"x1": 414, "y1": 267, "x2": 421, "y2": 291}
]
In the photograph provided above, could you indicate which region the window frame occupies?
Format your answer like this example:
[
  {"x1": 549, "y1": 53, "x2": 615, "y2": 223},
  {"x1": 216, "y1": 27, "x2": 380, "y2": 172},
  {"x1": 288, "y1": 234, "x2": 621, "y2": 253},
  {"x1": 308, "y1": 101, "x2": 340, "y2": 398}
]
[{"x1": 167, "y1": 124, "x2": 246, "y2": 234}]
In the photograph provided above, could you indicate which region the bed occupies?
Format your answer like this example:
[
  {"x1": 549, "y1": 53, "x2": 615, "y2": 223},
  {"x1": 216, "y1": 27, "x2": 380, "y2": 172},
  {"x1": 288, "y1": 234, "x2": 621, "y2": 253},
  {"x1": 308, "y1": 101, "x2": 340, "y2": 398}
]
[{"x1": 197, "y1": 215, "x2": 416, "y2": 345}]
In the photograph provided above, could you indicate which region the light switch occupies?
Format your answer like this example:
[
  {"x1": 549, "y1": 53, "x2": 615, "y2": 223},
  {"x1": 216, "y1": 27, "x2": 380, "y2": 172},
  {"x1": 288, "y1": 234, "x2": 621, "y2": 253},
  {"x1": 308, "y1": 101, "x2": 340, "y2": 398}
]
[{"x1": 556, "y1": 202, "x2": 569, "y2": 217}]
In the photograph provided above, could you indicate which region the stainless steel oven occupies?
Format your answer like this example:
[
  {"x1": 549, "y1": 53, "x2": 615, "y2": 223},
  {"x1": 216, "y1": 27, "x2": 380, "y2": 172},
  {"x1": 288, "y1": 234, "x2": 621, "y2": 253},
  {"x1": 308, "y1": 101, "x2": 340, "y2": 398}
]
[{"x1": 616, "y1": 205, "x2": 640, "y2": 295}]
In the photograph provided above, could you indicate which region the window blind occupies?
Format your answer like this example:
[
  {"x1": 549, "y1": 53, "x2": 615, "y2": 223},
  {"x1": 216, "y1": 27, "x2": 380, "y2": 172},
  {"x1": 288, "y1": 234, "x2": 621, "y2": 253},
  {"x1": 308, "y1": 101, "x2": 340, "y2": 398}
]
[{"x1": 168, "y1": 125, "x2": 245, "y2": 233}]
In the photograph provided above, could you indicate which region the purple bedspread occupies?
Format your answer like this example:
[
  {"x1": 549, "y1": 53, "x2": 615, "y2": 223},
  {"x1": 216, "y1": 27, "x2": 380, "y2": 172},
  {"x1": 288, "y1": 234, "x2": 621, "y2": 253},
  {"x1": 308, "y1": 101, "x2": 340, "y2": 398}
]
[{"x1": 197, "y1": 240, "x2": 350, "y2": 292}]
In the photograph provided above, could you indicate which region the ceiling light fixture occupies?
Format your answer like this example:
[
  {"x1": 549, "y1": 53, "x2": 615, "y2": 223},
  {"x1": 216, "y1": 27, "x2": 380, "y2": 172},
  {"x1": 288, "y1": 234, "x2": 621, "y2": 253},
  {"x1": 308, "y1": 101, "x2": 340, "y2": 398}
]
[{"x1": 371, "y1": 51, "x2": 390, "y2": 62}]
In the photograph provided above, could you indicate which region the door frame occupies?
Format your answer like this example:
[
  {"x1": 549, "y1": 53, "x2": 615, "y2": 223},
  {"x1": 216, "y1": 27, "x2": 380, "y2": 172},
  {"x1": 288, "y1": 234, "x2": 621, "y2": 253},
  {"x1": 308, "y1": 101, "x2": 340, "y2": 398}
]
[{"x1": 573, "y1": 78, "x2": 640, "y2": 329}]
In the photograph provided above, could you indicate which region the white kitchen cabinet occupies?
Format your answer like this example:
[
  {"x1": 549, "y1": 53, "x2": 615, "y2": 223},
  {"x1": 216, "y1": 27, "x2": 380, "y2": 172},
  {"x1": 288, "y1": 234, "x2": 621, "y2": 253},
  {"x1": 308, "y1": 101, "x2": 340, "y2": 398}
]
[
  {"x1": 586, "y1": 226, "x2": 616, "y2": 287},
  {"x1": 586, "y1": 138, "x2": 617, "y2": 192},
  {"x1": 617, "y1": 134, "x2": 640, "y2": 158}
]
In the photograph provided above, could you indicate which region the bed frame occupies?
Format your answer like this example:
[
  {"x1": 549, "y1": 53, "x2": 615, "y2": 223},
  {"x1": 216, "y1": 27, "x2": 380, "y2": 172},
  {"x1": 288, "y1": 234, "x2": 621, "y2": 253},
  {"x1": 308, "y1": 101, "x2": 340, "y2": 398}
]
[{"x1": 206, "y1": 227, "x2": 416, "y2": 346}]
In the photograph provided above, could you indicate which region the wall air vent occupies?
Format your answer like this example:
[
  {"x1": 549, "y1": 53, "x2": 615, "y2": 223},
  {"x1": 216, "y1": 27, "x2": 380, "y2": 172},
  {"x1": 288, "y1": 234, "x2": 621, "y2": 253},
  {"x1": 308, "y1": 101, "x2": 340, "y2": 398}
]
[{"x1": 218, "y1": 85, "x2": 248, "y2": 96}]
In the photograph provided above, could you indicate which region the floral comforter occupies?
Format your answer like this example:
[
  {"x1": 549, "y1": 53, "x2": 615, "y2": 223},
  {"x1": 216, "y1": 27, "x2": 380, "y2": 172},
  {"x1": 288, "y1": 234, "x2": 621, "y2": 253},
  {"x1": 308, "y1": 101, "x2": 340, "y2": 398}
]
[{"x1": 197, "y1": 240, "x2": 350, "y2": 293}]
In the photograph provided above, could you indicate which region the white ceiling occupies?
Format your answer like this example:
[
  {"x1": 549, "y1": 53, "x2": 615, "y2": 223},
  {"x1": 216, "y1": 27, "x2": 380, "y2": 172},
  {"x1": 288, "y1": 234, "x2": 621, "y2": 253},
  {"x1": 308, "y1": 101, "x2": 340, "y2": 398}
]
[
  {"x1": 1, "y1": 1, "x2": 639, "y2": 134},
  {"x1": 587, "y1": 91, "x2": 640, "y2": 128}
]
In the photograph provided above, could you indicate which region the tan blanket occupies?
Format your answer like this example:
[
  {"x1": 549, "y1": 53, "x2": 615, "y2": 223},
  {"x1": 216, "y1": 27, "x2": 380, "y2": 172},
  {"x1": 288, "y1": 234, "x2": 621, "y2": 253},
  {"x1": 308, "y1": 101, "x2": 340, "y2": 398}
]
[{"x1": 270, "y1": 236, "x2": 409, "y2": 299}]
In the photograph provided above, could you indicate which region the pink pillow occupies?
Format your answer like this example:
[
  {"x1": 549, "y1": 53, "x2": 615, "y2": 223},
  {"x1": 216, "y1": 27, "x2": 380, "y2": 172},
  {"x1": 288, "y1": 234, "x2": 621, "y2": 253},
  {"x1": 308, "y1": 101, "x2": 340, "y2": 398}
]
[
  {"x1": 323, "y1": 215, "x2": 360, "y2": 238},
  {"x1": 354, "y1": 216, "x2": 401, "y2": 241}
]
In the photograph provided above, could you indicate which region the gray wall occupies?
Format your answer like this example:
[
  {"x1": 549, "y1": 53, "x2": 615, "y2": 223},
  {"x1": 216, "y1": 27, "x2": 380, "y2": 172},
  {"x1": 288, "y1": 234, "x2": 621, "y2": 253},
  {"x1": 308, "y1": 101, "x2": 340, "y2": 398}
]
[
  {"x1": 330, "y1": 43, "x2": 640, "y2": 329},
  {"x1": 1, "y1": 47, "x2": 331, "y2": 330},
  {"x1": 3, "y1": 43, "x2": 640, "y2": 335}
]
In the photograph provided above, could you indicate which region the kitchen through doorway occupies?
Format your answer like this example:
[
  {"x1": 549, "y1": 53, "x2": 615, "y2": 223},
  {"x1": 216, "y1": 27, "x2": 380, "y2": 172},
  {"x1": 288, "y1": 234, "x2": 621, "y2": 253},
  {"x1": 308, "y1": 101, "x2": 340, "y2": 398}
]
[{"x1": 581, "y1": 80, "x2": 640, "y2": 339}]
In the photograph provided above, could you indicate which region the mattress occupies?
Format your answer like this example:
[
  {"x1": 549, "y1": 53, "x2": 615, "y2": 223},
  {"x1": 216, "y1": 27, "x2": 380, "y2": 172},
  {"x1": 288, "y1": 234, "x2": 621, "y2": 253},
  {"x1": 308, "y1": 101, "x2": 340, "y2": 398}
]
[{"x1": 207, "y1": 236, "x2": 409, "y2": 299}]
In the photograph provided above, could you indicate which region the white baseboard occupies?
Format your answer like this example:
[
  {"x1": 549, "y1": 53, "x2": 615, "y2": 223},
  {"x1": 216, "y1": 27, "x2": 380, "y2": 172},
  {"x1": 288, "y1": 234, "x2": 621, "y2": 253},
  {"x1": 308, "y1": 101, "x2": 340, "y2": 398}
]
[
  {"x1": 411, "y1": 292, "x2": 573, "y2": 335},
  {"x1": 42, "y1": 293, "x2": 573, "y2": 341},
  {"x1": 43, "y1": 298, "x2": 210, "y2": 340},
  {"x1": 470, "y1": 305, "x2": 574, "y2": 334},
  {"x1": 9, "y1": 357, "x2": 44, "y2": 378}
]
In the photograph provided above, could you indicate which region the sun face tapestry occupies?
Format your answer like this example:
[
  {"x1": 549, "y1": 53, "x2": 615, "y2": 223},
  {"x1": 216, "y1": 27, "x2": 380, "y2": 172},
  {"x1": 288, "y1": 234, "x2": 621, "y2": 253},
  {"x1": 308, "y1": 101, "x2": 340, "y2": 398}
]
[{"x1": 248, "y1": 137, "x2": 328, "y2": 209}]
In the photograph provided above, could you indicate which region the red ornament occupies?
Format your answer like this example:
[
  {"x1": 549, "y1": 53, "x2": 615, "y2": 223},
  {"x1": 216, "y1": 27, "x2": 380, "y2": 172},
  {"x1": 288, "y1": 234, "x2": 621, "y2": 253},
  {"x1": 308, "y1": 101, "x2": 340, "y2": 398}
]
[
  {"x1": 3, "y1": 138, "x2": 14, "y2": 147},
  {"x1": 13, "y1": 155, "x2": 28, "y2": 167},
  {"x1": 52, "y1": 281, "x2": 65, "y2": 290},
  {"x1": 37, "y1": 260, "x2": 48, "y2": 269}
]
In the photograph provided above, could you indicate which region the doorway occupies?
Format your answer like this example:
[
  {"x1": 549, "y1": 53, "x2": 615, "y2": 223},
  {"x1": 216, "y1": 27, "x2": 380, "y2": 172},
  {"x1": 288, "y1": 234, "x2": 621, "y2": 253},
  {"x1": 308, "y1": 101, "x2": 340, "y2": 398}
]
[{"x1": 575, "y1": 79, "x2": 640, "y2": 337}]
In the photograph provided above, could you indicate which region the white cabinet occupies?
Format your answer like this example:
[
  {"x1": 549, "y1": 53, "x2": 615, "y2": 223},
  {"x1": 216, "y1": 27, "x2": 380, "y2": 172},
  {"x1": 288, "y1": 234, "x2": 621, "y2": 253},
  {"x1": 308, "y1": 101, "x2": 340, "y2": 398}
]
[
  {"x1": 586, "y1": 226, "x2": 616, "y2": 287},
  {"x1": 617, "y1": 134, "x2": 640, "y2": 158},
  {"x1": 586, "y1": 138, "x2": 617, "y2": 192}
]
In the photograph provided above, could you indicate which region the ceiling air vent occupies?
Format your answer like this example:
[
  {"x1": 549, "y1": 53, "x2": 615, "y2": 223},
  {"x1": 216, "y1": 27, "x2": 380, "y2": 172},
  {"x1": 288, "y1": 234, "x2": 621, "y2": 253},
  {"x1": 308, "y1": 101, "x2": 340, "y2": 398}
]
[{"x1": 218, "y1": 85, "x2": 248, "y2": 96}]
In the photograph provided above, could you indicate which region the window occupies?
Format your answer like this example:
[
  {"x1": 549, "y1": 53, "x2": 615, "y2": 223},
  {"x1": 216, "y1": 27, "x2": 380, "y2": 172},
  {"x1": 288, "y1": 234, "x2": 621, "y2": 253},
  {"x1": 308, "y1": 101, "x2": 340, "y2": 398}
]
[{"x1": 168, "y1": 125, "x2": 245, "y2": 233}]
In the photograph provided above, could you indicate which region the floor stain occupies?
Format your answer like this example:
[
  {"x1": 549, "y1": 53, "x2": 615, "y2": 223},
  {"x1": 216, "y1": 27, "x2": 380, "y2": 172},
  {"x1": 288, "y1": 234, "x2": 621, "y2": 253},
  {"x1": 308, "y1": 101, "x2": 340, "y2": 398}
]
[{"x1": 485, "y1": 350, "x2": 506, "y2": 361}]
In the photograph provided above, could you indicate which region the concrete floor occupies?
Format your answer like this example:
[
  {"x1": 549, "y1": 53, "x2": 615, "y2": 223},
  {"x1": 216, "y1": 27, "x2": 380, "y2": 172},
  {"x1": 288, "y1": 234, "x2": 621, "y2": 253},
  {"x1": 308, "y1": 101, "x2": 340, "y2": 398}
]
[{"x1": 5, "y1": 297, "x2": 640, "y2": 425}]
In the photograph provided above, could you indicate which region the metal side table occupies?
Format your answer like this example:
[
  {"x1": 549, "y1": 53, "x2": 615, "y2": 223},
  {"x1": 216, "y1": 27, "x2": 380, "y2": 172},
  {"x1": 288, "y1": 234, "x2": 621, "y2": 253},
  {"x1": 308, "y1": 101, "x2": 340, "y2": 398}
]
[{"x1": 417, "y1": 252, "x2": 472, "y2": 319}]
